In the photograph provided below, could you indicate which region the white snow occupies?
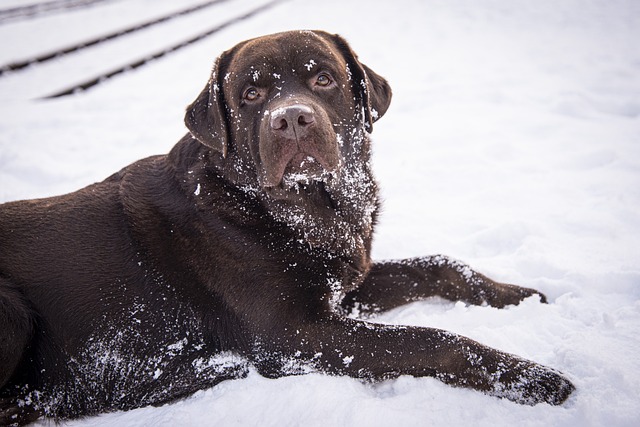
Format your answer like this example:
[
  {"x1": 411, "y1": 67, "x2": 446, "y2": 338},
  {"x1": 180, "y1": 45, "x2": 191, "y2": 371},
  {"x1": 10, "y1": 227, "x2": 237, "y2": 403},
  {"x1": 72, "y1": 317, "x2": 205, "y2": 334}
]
[
  {"x1": 152, "y1": 369, "x2": 162, "y2": 380},
  {"x1": 304, "y1": 59, "x2": 317, "y2": 71},
  {"x1": 1, "y1": 0, "x2": 639, "y2": 426}
]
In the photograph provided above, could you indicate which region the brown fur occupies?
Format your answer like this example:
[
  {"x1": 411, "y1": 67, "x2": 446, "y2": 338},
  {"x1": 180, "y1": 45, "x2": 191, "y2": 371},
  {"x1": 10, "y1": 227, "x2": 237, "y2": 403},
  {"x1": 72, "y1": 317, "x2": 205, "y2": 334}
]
[{"x1": 0, "y1": 31, "x2": 573, "y2": 425}]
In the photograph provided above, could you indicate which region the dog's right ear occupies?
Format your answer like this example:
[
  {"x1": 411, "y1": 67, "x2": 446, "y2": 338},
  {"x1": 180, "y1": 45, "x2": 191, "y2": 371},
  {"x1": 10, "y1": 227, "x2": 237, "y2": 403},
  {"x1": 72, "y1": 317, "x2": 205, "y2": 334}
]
[{"x1": 184, "y1": 56, "x2": 229, "y2": 157}]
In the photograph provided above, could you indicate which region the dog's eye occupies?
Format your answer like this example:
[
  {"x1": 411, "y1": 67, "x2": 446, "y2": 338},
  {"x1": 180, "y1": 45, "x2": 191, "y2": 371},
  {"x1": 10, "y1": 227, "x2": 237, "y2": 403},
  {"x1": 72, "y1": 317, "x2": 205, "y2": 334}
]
[
  {"x1": 243, "y1": 87, "x2": 260, "y2": 101},
  {"x1": 315, "y1": 74, "x2": 333, "y2": 87}
]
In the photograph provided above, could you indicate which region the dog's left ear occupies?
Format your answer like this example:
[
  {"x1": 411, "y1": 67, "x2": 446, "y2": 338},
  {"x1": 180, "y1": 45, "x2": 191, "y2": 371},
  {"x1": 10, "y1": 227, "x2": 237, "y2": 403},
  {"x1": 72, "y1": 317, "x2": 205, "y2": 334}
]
[
  {"x1": 327, "y1": 33, "x2": 392, "y2": 131},
  {"x1": 184, "y1": 56, "x2": 229, "y2": 157}
]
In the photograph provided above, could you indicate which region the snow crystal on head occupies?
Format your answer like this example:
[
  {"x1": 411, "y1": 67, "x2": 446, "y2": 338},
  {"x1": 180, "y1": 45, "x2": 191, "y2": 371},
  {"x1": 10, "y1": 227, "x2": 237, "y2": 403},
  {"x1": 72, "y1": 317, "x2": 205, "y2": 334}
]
[
  {"x1": 250, "y1": 67, "x2": 260, "y2": 82},
  {"x1": 304, "y1": 59, "x2": 317, "y2": 71}
]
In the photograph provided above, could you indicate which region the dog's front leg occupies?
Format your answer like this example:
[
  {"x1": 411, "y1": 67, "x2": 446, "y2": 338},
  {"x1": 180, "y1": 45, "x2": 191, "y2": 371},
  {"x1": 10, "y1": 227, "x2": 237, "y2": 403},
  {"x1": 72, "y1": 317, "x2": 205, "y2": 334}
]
[
  {"x1": 251, "y1": 316, "x2": 573, "y2": 406},
  {"x1": 342, "y1": 255, "x2": 545, "y2": 316}
]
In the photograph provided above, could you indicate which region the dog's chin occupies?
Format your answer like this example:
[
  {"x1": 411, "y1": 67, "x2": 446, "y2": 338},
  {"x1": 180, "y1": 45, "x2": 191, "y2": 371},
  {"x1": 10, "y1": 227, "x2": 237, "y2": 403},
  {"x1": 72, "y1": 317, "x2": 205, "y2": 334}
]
[
  {"x1": 264, "y1": 174, "x2": 335, "y2": 202},
  {"x1": 263, "y1": 157, "x2": 339, "y2": 201}
]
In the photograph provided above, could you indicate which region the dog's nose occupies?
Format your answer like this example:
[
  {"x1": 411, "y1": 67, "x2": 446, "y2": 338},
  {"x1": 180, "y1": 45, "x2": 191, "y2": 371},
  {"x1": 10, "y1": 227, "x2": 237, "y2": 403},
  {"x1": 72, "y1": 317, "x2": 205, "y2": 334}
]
[{"x1": 270, "y1": 105, "x2": 315, "y2": 139}]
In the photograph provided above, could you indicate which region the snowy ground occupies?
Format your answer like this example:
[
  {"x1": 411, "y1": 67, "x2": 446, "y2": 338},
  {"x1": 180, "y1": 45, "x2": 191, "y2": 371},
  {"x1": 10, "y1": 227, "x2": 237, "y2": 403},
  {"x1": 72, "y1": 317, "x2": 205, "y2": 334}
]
[{"x1": 1, "y1": 0, "x2": 639, "y2": 425}]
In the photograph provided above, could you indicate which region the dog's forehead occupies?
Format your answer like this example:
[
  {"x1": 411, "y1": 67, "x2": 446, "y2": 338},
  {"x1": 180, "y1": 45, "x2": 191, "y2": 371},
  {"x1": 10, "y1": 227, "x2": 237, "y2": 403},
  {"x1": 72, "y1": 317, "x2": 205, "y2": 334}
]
[{"x1": 228, "y1": 31, "x2": 347, "y2": 80}]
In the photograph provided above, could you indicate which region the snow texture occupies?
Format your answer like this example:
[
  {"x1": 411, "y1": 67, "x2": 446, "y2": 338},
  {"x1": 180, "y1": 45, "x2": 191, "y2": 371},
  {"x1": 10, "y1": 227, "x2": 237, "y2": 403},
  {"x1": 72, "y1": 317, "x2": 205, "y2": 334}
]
[{"x1": 1, "y1": 0, "x2": 639, "y2": 426}]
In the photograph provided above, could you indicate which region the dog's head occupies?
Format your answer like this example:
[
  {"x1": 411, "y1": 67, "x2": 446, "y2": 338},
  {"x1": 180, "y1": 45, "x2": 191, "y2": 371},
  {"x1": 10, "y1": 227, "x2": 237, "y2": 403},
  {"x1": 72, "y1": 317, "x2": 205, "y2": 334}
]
[
  {"x1": 184, "y1": 31, "x2": 391, "y2": 257},
  {"x1": 185, "y1": 30, "x2": 391, "y2": 197}
]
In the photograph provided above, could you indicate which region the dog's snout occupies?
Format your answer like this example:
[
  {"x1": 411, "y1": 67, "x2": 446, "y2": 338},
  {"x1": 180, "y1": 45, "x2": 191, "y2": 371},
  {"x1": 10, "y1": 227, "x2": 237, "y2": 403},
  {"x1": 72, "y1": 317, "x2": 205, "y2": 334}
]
[{"x1": 270, "y1": 105, "x2": 315, "y2": 138}]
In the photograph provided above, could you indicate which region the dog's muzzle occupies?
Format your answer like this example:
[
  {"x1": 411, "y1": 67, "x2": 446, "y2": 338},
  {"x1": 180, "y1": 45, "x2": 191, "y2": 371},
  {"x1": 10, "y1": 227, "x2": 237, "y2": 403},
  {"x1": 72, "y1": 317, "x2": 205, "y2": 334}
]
[{"x1": 260, "y1": 102, "x2": 340, "y2": 188}]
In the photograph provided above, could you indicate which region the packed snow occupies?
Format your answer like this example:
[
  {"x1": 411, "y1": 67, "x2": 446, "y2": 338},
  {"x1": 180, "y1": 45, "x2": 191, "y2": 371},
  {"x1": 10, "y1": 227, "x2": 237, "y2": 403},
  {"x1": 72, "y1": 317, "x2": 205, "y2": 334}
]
[{"x1": 1, "y1": 0, "x2": 639, "y2": 425}]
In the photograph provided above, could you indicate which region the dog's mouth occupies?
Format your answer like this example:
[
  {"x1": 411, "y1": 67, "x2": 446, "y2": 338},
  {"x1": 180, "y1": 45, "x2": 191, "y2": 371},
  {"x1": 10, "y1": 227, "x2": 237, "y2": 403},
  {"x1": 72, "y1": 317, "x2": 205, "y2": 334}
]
[
  {"x1": 262, "y1": 149, "x2": 339, "y2": 192},
  {"x1": 263, "y1": 153, "x2": 339, "y2": 200},
  {"x1": 281, "y1": 154, "x2": 334, "y2": 186}
]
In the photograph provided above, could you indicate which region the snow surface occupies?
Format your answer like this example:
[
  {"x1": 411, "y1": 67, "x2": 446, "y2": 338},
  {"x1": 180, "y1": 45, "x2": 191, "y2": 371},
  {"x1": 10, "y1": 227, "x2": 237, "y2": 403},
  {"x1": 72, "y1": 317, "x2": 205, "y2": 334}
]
[{"x1": 1, "y1": 0, "x2": 639, "y2": 425}]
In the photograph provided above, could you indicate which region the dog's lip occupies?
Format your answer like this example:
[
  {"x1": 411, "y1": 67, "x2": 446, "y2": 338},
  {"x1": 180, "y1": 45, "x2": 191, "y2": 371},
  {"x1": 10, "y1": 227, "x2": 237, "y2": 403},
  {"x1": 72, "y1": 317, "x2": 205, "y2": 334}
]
[
  {"x1": 262, "y1": 152, "x2": 338, "y2": 189},
  {"x1": 286, "y1": 153, "x2": 322, "y2": 174},
  {"x1": 282, "y1": 157, "x2": 330, "y2": 185},
  {"x1": 263, "y1": 175, "x2": 333, "y2": 201}
]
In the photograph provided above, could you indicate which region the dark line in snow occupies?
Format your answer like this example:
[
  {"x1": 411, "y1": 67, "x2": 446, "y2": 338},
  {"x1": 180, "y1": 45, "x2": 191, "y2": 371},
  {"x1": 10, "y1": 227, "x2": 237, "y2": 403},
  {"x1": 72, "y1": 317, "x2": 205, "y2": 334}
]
[
  {"x1": 0, "y1": 0, "x2": 231, "y2": 76},
  {"x1": 0, "y1": 0, "x2": 116, "y2": 25},
  {"x1": 41, "y1": 0, "x2": 286, "y2": 100}
]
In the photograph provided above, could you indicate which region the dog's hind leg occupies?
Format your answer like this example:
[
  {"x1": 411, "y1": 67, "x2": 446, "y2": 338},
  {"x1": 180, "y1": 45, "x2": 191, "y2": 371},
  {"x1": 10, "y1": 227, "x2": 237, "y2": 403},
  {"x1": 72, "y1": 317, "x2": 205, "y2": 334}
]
[
  {"x1": 0, "y1": 277, "x2": 39, "y2": 426},
  {"x1": 342, "y1": 255, "x2": 545, "y2": 316},
  {"x1": 0, "y1": 278, "x2": 34, "y2": 389}
]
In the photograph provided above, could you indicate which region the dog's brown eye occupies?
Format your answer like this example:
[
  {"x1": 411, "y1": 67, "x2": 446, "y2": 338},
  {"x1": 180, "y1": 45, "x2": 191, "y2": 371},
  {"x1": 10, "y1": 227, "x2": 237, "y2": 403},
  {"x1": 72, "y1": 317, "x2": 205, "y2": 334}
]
[
  {"x1": 244, "y1": 88, "x2": 260, "y2": 101},
  {"x1": 315, "y1": 74, "x2": 332, "y2": 87}
]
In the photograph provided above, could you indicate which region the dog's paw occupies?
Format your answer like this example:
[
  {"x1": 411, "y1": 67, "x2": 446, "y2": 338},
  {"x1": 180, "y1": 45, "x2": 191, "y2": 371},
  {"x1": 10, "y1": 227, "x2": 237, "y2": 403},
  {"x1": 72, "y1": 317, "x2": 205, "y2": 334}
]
[
  {"x1": 411, "y1": 255, "x2": 547, "y2": 308},
  {"x1": 490, "y1": 362, "x2": 575, "y2": 406},
  {"x1": 478, "y1": 280, "x2": 548, "y2": 308}
]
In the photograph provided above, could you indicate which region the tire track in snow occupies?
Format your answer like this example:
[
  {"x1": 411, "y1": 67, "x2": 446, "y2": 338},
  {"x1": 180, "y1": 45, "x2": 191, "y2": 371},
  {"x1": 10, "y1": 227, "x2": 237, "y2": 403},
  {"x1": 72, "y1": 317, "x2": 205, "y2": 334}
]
[
  {"x1": 42, "y1": 0, "x2": 287, "y2": 99},
  {"x1": 0, "y1": 0, "x2": 230, "y2": 76},
  {"x1": 0, "y1": 0, "x2": 116, "y2": 25}
]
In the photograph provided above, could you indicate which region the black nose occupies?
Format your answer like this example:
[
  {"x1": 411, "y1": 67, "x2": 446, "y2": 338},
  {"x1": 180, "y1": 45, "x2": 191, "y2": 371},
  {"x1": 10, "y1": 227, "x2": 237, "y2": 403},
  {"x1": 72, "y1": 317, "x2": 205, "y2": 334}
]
[{"x1": 270, "y1": 105, "x2": 315, "y2": 139}]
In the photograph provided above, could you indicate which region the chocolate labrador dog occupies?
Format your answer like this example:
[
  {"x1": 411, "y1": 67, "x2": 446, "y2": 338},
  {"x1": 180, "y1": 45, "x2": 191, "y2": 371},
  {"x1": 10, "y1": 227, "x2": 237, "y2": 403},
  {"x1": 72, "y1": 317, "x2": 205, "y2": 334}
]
[{"x1": 0, "y1": 30, "x2": 574, "y2": 424}]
